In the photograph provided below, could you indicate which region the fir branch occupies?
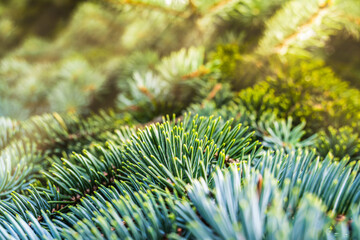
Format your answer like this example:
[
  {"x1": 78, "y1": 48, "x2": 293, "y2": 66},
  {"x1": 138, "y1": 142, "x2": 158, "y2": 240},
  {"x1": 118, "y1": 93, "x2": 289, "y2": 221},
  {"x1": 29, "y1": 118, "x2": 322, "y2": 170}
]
[{"x1": 274, "y1": 0, "x2": 332, "y2": 54}]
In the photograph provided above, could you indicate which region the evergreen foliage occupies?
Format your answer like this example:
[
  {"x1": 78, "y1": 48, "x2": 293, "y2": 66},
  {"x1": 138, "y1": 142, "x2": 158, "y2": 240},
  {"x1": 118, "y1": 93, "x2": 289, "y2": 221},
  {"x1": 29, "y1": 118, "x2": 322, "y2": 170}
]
[
  {"x1": 236, "y1": 60, "x2": 360, "y2": 133},
  {"x1": 0, "y1": 0, "x2": 360, "y2": 239},
  {"x1": 317, "y1": 126, "x2": 360, "y2": 161}
]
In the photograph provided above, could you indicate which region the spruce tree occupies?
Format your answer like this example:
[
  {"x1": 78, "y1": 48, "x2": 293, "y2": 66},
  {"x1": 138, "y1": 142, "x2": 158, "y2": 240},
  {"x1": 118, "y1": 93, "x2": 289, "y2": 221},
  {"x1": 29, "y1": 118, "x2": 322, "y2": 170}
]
[{"x1": 0, "y1": 0, "x2": 360, "y2": 239}]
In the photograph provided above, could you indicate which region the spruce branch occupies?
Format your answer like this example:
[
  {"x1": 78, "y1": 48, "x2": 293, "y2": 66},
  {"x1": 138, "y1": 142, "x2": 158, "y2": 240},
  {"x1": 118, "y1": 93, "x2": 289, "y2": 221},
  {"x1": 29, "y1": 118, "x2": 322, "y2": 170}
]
[{"x1": 274, "y1": 0, "x2": 332, "y2": 55}]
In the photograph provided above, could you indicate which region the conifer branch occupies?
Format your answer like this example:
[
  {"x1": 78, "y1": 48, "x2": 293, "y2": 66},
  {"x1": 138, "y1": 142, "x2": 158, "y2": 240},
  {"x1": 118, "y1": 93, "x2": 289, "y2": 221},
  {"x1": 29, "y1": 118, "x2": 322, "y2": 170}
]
[{"x1": 275, "y1": 0, "x2": 332, "y2": 54}]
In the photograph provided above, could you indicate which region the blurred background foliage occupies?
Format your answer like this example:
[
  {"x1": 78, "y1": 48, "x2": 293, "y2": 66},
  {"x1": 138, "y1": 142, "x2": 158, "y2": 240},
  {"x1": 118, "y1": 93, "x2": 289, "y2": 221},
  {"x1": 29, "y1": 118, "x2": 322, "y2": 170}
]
[{"x1": 0, "y1": 0, "x2": 359, "y2": 154}]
